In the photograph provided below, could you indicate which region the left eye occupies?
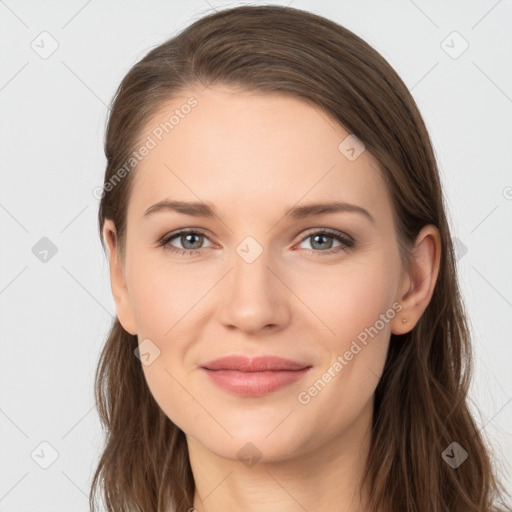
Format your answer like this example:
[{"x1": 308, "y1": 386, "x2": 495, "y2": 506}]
[
  {"x1": 158, "y1": 228, "x2": 354, "y2": 256},
  {"x1": 296, "y1": 230, "x2": 354, "y2": 254}
]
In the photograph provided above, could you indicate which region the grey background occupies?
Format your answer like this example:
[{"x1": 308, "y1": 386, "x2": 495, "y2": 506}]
[{"x1": 0, "y1": 0, "x2": 511, "y2": 510}]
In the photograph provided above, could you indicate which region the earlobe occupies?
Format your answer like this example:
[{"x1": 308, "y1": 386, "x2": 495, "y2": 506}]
[
  {"x1": 391, "y1": 225, "x2": 441, "y2": 335},
  {"x1": 102, "y1": 219, "x2": 138, "y2": 336}
]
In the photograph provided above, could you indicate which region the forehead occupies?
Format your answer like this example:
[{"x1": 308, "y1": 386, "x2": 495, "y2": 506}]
[{"x1": 127, "y1": 86, "x2": 392, "y2": 224}]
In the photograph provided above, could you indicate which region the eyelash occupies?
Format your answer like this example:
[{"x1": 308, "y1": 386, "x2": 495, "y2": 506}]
[{"x1": 157, "y1": 228, "x2": 355, "y2": 257}]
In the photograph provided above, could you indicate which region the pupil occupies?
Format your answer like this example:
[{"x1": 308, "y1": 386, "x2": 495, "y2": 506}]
[
  {"x1": 184, "y1": 234, "x2": 202, "y2": 249},
  {"x1": 313, "y1": 234, "x2": 332, "y2": 250}
]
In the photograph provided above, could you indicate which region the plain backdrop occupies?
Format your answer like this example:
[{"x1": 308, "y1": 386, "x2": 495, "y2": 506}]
[{"x1": 0, "y1": 0, "x2": 511, "y2": 510}]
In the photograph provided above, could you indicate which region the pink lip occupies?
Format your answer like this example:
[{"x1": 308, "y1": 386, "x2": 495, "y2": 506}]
[{"x1": 201, "y1": 355, "x2": 312, "y2": 397}]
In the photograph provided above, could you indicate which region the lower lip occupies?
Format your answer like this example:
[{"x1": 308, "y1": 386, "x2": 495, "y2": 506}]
[{"x1": 202, "y1": 368, "x2": 311, "y2": 397}]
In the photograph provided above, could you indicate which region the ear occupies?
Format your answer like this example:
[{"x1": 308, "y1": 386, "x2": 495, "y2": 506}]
[
  {"x1": 102, "y1": 219, "x2": 138, "y2": 336},
  {"x1": 391, "y1": 225, "x2": 441, "y2": 335}
]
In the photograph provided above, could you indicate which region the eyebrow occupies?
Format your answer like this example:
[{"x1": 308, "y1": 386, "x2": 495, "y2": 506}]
[{"x1": 142, "y1": 199, "x2": 375, "y2": 224}]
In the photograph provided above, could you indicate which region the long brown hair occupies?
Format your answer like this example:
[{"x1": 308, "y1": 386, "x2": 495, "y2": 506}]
[{"x1": 91, "y1": 5, "x2": 510, "y2": 512}]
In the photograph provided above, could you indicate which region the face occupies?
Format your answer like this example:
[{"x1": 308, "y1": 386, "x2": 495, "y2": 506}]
[{"x1": 104, "y1": 84, "x2": 411, "y2": 463}]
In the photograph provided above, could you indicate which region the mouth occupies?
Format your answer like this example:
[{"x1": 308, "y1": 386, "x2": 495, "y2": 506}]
[{"x1": 200, "y1": 355, "x2": 312, "y2": 397}]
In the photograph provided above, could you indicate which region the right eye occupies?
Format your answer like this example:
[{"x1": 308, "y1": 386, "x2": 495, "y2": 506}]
[{"x1": 158, "y1": 228, "x2": 215, "y2": 255}]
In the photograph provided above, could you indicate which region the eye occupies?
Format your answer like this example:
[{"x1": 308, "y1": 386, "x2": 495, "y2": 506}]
[
  {"x1": 158, "y1": 228, "x2": 214, "y2": 256},
  {"x1": 158, "y1": 227, "x2": 355, "y2": 256},
  {"x1": 296, "y1": 229, "x2": 354, "y2": 256}
]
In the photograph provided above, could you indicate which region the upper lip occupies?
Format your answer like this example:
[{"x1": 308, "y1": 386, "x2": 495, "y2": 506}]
[{"x1": 201, "y1": 355, "x2": 311, "y2": 372}]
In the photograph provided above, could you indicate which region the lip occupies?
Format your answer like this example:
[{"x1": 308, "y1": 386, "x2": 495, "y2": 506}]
[
  {"x1": 201, "y1": 355, "x2": 310, "y2": 372},
  {"x1": 200, "y1": 355, "x2": 312, "y2": 397}
]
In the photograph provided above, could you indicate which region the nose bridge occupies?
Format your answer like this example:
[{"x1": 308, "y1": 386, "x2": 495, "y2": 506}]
[
  {"x1": 218, "y1": 236, "x2": 287, "y2": 333},
  {"x1": 231, "y1": 241, "x2": 273, "y2": 295}
]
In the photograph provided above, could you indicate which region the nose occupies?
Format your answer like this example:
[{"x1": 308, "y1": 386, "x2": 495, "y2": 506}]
[{"x1": 218, "y1": 245, "x2": 291, "y2": 335}]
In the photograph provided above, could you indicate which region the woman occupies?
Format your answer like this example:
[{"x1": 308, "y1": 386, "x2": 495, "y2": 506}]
[{"x1": 90, "y1": 5, "x2": 510, "y2": 512}]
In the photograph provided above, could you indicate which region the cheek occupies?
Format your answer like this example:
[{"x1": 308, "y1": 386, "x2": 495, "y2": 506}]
[
  {"x1": 293, "y1": 265, "x2": 395, "y2": 442},
  {"x1": 127, "y1": 253, "x2": 208, "y2": 336},
  {"x1": 140, "y1": 360, "x2": 199, "y2": 433},
  {"x1": 127, "y1": 257, "x2": 207, "y2": 425},
  {"x1": 291, "y1": 253, "x2": 399, "y2": 344},
  {"x1": 320, "y1": 260, "x2": 397, "y2": 389},
  {"x1": 291, "y1": 254, "x2": 397, "y2": 402},
  {"x1": 129, "y1": 263, "x2": 199, "y2": 427}
]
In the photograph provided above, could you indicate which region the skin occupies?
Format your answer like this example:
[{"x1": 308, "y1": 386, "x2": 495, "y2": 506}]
[{"x1": 103, "y1": 85, "x2": 441, "y2": 512}]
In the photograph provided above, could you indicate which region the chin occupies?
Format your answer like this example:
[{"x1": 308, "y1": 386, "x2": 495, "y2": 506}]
[{"x1": 189, "y1": 417, "x2": 312, "y2": 463}]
